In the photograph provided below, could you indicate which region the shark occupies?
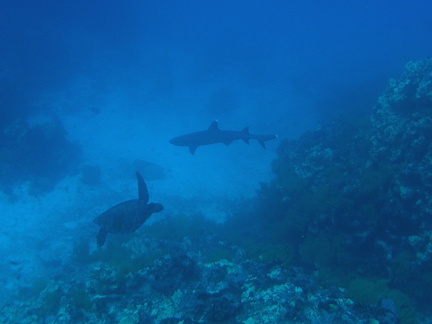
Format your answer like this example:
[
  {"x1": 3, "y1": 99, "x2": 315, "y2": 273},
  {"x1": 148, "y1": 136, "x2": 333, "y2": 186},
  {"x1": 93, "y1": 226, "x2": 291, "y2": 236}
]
[{"x1": 169, "y1": 120, "x2": 277, "y2": 154}]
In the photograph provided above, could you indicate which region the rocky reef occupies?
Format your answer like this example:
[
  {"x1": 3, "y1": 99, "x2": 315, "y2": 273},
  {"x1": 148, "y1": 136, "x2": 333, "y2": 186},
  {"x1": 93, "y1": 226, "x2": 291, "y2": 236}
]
[
  {"x1": 1, "y1": 231, "x2": 392, "y2": 324},
  {"x1": 243, "y1": 58, "x2": 432, "y2": 323},
  {"x1": 3, "y1": 59, "x2": 432, "y2": 323},
  {"x1": 0, "y1": 114, "x2": 81, "y2": 195}
]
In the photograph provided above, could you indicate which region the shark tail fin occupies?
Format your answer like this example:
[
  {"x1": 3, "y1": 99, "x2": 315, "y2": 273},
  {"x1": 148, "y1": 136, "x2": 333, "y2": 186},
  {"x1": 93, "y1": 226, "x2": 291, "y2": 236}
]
[{"x1": 256, "y1": 134, "x2": 277, "y2": 149}]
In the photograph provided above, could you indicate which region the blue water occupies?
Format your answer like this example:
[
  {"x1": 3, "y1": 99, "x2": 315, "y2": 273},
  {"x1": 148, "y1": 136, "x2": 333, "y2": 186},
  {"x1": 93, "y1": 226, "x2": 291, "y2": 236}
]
[{"x1": 1, "y1": 1, "x2": 432, "y2": 322}]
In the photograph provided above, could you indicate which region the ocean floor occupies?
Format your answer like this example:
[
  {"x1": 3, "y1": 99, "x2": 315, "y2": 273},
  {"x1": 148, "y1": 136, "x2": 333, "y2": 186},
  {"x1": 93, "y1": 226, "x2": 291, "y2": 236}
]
[{"x1": 0, "y1": 82, "x2": 316, "y2": 313}]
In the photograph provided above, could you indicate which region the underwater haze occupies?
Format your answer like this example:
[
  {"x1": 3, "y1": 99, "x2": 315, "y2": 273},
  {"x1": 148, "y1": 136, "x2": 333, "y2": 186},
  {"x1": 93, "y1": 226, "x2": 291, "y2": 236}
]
[{"x1": 1, "y1": 0, "x2": 432, "y2": 323}]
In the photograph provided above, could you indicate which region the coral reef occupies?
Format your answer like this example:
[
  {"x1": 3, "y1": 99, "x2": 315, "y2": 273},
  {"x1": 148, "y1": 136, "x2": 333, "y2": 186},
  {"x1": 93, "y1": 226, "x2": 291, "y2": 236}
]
[
  {"x1": 234, "y1": 58, "x2": 432, "y2": 323},
  {"x1": 3, "y1": 59, "x2": 432, "y2": 323},
  {"x1": 0, "y1": 234, "x2": 388, "y2": 323},
  {"x1": 0, "y1": 114, "x2": 81, "y2": 195}
]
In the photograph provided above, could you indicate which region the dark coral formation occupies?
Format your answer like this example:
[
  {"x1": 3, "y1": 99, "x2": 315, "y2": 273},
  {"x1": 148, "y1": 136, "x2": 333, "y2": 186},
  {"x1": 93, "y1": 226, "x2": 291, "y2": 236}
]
[
  {"x1": 239, "y1": 58, "x2": 432, "y2": 322},
  {"x1": 0, "y1": 115, "x2": 81, "y2": 195},
  {"x1": 0, "y1": 234, "x2": 389, "y2": 323}
]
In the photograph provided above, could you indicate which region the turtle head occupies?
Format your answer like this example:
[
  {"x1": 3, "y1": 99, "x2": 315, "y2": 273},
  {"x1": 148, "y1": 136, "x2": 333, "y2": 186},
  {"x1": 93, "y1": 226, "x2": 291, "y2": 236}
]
[{"x1": 148, "y1": 202, "x2": 164, "y2": 214}]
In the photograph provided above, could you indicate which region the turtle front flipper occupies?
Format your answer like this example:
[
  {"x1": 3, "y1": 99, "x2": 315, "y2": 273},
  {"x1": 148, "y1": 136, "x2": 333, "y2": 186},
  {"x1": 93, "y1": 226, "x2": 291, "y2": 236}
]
[
  {"x1": 136, "y1": 172, "x2": 149, "y2": 203},
  {"x1": 97, "y1": 227, "x2": 109, "y2": 247}
]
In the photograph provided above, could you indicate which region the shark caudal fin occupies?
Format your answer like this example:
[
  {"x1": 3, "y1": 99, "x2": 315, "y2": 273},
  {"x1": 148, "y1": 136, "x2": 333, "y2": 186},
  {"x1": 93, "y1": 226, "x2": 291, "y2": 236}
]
[{"x1": 255, "y1": 134, "x2": 277, "y2": 148}]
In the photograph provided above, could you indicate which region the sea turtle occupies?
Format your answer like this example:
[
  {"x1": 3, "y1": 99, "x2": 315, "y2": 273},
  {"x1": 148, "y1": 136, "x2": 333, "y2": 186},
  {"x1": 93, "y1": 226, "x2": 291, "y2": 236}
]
[{"x1": 93, "y1": 172, "x2": 164, "y2": 247}]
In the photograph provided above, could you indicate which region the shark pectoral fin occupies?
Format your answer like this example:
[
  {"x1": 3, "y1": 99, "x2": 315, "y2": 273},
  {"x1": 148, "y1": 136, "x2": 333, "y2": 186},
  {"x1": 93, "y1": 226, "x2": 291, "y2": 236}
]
[
  {"x1": 97, "y1": 227, "x2": 108, "y2": 247},
  {"x1": 223, "y1": 140, "x2": 234, "y2": 145},
  {"x1": 258, "y1": 140, "x2": 266, "y2": 149},
  {"x1": 243, "y1": 138, "x2": 250, "y2": 144},
  {"x1": 189, "y1": 146, "x2": 198, "y2": 154}
]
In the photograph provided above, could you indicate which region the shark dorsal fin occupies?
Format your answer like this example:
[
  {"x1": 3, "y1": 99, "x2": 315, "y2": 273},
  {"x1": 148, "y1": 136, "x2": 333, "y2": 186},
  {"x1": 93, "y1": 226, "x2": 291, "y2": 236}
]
[{"x1": 208, "y1": 120, "x2": 219, "y2": 132}]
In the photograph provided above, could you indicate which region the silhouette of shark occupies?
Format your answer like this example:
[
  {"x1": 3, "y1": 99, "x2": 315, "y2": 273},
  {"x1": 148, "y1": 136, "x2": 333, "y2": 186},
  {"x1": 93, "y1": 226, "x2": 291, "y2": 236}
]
[
  {"x1": 93, "y1": 172, "x2": 163, "y2": 247},
  {"x1": 169, "y1": 121, "x2": 277, "y2": 154}
]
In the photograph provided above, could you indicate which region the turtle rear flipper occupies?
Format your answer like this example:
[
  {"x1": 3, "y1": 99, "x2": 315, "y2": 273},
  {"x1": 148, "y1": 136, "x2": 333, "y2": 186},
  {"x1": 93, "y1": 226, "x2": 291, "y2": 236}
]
[
  {"x1": 136, "y1": 172, "x2": 149, "y2": 203},
  {"x1": 97, "y1": 227, "x2": 108, "y2": 247}
]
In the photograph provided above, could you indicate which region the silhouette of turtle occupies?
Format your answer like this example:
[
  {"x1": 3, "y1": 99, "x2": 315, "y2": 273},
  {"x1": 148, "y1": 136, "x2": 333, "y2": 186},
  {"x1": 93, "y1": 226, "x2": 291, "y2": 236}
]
[{"x1": 93, "y1": 172, "x2": 164, "y2": 246}]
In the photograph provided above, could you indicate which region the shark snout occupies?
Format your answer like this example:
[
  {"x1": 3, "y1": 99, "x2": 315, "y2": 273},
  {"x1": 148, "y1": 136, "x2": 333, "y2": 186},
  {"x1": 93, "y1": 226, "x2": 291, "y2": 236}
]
[{"x1": 169, "y1": 135, "x2": 187, "y2": 146}]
